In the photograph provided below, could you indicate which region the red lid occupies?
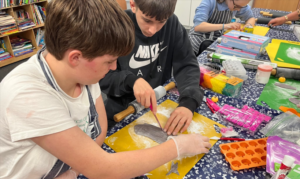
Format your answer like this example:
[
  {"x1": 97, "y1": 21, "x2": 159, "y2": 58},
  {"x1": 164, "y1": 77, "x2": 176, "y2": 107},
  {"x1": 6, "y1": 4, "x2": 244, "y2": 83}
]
[{"x1": 258, "y1": 64, "x2": 273, "y2": 72}]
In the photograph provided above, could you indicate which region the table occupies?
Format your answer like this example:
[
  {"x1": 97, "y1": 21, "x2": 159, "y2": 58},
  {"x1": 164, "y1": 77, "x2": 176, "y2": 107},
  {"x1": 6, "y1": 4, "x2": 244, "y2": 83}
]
[{"x1": 78, "y1": 8, "x2": 298, "y2": 179}]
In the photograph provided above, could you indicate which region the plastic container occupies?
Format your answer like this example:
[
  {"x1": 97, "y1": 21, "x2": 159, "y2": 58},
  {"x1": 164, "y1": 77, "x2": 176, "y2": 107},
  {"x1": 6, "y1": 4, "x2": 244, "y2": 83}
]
[
  {"x1": 244, "y1": 24, "x2": 254, "y2": 34},
  {"x1": 199, "y1": 64, "x2": 244, "y2": 97},
  {"x1": 219, "y1": 138, "x2": 268, "y2": 171},
  {"x1": 266, "y1": 136, "x2": 300, "y2": 175},
  {"x1": 222, "y1": 60, "x2": 248, "y2": 80},
  {"x1": 255, "y1": 64, "x2": 273, "y2": 84},
  {"x1": 216, "y1": 104, "x2": 271, "y2": 135}
]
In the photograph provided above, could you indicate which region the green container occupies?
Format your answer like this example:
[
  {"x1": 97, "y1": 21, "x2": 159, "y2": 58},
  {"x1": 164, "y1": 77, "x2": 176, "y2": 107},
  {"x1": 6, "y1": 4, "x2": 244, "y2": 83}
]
[{"x1": 244, "y1": 26, "x2": 254, "y2": 34}]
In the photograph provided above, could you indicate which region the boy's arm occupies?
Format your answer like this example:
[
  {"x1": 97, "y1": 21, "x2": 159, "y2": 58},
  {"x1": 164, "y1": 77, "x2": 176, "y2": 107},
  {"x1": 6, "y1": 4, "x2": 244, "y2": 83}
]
[
  {"x1": 99, "y1": 60, "x2": 139, "y2": 97},
  {"x1": 100, "y1": 61, "x2": 158, "y2": 113},
  {"x1": 235, "y1": 6, "x2": 255, "y2": 28},
  {"x1": 164, "y1": 16, "x2": 204, "y2": 135},
  {"x1": 245, "y1": 18, "x2": 256, "y2": 28},
  {"x1": 32, "y1": 126, "x2": 177, "y2": 179},
  {"x1": 32, "y1": 124, "x2": 210, "y2": 178},
  {"x1": 57, "y1": 95, "x2": 106, "y2": 178},
  {"x1": 95, "y1": 95, "x2": 108, "y2": 146}
]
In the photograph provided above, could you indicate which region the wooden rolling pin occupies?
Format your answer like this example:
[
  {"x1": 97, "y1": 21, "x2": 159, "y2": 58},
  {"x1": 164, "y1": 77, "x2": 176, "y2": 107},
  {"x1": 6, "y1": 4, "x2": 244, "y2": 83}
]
[
  {"x1": 271, "y1": 68, "x2": 300, "y2": 80},
  {"x1": 260, "y1": 11, "x2": 289, "y2": 18},
  {"x1": 113, "y1": 81, "x2": 176, "y2": 122}
]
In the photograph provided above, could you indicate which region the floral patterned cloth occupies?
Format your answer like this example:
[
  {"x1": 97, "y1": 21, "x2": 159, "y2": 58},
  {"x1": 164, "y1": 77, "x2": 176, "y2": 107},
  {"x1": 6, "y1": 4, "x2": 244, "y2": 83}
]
[{"x1": 78, "y1": 8, "x2": 297, "y2": 179}]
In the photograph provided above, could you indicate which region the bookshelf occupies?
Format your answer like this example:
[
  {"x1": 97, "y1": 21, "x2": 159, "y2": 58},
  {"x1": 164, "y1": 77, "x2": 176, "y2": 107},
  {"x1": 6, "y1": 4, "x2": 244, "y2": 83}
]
[{"x1": 0, "y1": 0, "x2": 47, "y2": 68}]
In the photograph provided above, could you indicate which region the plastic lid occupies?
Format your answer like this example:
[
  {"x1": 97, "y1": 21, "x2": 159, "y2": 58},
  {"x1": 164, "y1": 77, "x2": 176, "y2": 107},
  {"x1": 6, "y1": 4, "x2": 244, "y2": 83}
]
[
  {"x1": 282, "y1": 155, "x2": 295, "y2": 167},
  {"x1": 258, "y1": 64, "x2": 273, "y2": 72}
]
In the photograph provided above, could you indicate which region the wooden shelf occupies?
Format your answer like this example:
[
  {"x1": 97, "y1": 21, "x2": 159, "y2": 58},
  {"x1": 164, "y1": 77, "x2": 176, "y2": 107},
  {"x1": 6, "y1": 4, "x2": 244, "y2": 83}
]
[
  {"x1": 0, "y1": 49, "x2": 37, "y2": 67},
  {"x1": 33, "y1": 24, "x2": 45, "y2": 29},
  {"x1": 0, "y1": 24, "x2": 44, "y2": 39},
  {"x1": 0, "y1": 0, "x2": 47, "y2": 68},
  {"x1": 0, "y1": 1, "x2": 47, "y2": 10}
]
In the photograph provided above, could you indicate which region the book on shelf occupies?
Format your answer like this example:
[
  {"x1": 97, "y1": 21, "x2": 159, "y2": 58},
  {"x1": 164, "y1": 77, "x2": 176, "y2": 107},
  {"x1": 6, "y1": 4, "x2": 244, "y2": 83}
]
[
  {"x1": 35, "y1": 27, "x2": 43, "y2": 46},
  {"x1": 0, "y1": 39, "x2": 12, "y2": 61},
  {"x1": 10, "y1": 36, "x2": 34, "y2": 57},
  {"x1": 0, "y1": 0, "x2": 47, "y2": 10},
  {"x1": 10, "y1": 0, "x2": 45, "y2": 6},
  {"x1": 31, "y1": 4, "x2": 45, "y2": 25},
  {"x1": 14, "y1": 9, "x2": 35, "y2": 30},
  {"x1": 0, "y1": 14, "x2": 18, "y2": 35}
]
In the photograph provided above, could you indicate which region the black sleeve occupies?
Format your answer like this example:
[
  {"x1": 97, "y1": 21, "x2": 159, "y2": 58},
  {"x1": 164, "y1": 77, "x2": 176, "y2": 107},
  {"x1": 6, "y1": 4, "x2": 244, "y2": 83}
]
[
  {"x1": 171, "y1": 15, "x2": 204, "y2": 113},
  {"x1": 99, "y1": 60, "x2": 139, "y2": 97}
]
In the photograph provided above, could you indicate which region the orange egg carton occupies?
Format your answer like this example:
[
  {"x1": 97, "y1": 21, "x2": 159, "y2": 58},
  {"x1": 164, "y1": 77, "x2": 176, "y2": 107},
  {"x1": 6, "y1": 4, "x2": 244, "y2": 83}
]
[{"x1": 219, "y1": 138, "x2": 268, "y2": 171}]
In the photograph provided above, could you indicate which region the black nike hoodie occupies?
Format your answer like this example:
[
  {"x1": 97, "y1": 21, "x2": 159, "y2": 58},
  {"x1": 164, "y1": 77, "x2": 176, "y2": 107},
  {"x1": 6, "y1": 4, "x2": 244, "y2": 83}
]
[{"x1": 100, "y1": 10, "x2": 204, "y2": 113}]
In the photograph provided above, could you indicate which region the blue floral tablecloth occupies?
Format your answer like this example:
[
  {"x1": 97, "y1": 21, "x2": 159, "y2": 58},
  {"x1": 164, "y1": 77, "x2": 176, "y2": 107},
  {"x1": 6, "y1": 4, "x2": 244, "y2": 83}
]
[{"x1": 78, "y1": 8, "x2": 298, "y2": 179}]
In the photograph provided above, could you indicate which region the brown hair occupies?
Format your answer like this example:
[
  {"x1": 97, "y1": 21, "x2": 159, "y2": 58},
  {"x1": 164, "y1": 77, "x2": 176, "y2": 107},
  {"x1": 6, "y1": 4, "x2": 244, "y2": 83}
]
[
  {"x1": 45, "y1": 0, "x2": 135, "y2": 60},
  {"x1": 134, "y1": 0, "x2": 177, "y2": 21}
]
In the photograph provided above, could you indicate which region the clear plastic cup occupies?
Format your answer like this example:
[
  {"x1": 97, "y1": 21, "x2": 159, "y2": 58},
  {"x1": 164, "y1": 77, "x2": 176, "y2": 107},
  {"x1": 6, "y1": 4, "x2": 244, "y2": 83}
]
[{"x1": 255, "y1": 64, "x2": 273, "y2": 84}]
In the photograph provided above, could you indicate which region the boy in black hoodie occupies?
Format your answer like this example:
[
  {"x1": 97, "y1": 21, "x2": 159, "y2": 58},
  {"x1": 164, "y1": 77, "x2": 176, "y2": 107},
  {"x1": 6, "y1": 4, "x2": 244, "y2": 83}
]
[{"x1": 100, "y1": 0, "x2": 204, "y2": 135}]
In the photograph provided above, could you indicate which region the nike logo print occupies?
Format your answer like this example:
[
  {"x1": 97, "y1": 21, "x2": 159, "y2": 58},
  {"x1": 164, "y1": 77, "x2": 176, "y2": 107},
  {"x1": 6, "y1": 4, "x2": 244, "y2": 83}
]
[{"x1": 129, "y1": 46, "x2": 167, "y2": 69}]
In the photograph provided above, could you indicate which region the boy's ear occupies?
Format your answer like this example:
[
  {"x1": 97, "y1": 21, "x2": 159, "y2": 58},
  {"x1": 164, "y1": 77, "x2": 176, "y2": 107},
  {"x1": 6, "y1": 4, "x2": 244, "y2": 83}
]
[
  {"x1": 68, "y1": 50, "x2": 82, "y2": 67},
  {"x1": 130, "y1": 0, "x2": 137, "y2": 13}
]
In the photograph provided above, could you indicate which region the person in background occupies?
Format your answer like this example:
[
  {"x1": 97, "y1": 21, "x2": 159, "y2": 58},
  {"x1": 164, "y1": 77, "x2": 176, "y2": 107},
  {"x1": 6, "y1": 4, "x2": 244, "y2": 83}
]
[
  {"x1": 189, "y1": 0, "x2": 255, "y2": 56},
  {"x1": 268, "y1": 9, "x2": 300, "y2": 26},
  {"x1": 0, "y1": 0, "x2": 211, "y2": 178},
  {"x1": 100, "y1": 0, "x2": 204, "y2": 136}
]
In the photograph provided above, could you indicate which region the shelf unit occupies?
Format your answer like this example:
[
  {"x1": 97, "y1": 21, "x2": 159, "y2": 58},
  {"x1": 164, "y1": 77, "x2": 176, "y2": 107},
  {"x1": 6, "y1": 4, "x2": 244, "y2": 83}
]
[{"x1": 0, "y1": 0, "x2": 47, "y2": 68}]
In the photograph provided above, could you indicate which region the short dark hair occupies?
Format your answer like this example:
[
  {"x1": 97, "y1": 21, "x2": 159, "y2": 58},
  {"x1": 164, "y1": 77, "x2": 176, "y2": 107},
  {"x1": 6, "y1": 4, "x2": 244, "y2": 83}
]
[
  {"x1": 134, "y1": 0, "x2": 177, "y2": 21},
  {"x1": 45, "y1": 0, "x2": 135, "y2": 60}
]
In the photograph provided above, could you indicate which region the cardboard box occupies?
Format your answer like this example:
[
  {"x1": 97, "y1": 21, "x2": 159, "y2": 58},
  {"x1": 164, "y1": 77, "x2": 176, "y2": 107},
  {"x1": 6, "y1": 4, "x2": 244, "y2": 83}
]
[
  {"x1": 216, "y1": 45, "x2": 259, "y2": 59},
  {"x1": 220, "y1": 30, "x2": 270, "y2": 55}
]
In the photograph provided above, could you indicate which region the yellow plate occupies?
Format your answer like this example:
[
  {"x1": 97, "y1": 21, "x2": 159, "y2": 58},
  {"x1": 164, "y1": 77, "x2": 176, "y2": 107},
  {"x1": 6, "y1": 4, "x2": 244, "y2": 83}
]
[{"x1": 105, "y1": 99, "x2": 225, "y2": 179}]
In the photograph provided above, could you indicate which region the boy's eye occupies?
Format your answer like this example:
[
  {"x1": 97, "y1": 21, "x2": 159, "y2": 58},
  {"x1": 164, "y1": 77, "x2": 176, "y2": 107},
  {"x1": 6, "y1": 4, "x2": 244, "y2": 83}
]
[{"x1": 144, "y1": 19, "x2": 151, "y2": 23}]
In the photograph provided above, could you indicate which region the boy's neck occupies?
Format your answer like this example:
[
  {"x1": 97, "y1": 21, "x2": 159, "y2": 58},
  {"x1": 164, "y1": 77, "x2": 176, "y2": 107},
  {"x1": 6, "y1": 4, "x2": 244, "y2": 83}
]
[{"x1": 44, "y1": 52, "x2": 82, "y2": 98}]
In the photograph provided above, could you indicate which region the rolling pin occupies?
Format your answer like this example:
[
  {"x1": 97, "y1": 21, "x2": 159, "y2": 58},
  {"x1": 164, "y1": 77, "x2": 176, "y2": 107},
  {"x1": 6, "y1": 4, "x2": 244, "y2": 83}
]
[
  {"x1": 256, "y1": 17, "x2": 292, "y2": 25},
  {"x1": 260, "y1": 11, "x2": 289, "y2": 18},
  {"x1": 271, "y1": 67, "x2": 300, "y2": 80},
  {"x1": 113, "y1": 81, "x2": 176, "y2": 122},
  {"x1": 207, "y1": 52, "x2": 278, "y2": 69}
]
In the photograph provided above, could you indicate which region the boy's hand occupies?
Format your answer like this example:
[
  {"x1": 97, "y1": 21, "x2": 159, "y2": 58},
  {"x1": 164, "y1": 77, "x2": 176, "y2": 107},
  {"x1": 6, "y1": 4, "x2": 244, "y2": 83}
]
[
  {"x1": 168, "y1": 134, "x2": 211, "y2": 158},
  {"x1": 164, "y1": 107, "x2": 193, "y2": 135},
  {"x1": 225, "y1": 22, "x2": 242, "y2": 30},
  {"x1": 133, "y1": 78, "x2": 157, "y2": 114}
]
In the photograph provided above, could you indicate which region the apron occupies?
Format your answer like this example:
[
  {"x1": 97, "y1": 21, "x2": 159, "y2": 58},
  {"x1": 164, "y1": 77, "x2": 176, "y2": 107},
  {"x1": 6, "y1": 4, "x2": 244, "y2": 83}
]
[
  {"x1": 189, "y1": 2, "x2": 233, "y2": 54},
  {"x1": 36, "y1": 46, "x2": 102, "y2": 179}
]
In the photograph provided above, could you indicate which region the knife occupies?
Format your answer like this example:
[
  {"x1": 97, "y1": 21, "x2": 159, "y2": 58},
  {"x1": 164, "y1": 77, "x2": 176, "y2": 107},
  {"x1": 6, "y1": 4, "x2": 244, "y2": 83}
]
[{"x1": 150, "y1": 104, "x2": 163, "y2": 130}]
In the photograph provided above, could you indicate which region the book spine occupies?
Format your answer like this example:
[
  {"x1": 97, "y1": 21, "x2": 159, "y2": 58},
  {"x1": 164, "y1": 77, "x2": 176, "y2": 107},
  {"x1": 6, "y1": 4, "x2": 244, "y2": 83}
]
[{"x1": 34, "y1": 4, "x2": 43, "y2": 24}]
